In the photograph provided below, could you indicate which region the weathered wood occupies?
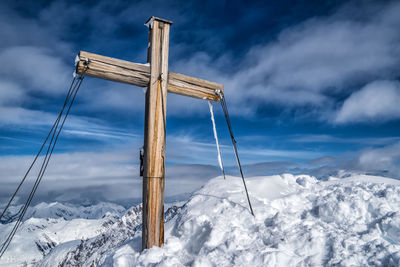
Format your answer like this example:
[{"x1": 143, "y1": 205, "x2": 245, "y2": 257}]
[
  {"x1": 76, "y1": 51, "x2": 223, "y2": 101},
  {"x1": 142, "y1": 17, "x2": 170, "y2": 250},
  {"x1": 168, "y1": 72, "x2": 222, "y2": 101},
  {"x1": 76, "y1": 51, "x2": 150, "y2": 87}
]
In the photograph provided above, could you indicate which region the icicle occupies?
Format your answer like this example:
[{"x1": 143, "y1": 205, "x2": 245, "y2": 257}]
[{"x1": 208, "y1": 101, "x2": 225, "y2": 179}]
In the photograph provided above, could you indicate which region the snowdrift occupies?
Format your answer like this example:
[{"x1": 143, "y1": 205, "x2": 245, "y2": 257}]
[
  {"x1": 1, "y1": 174, "x2": 400, "y2": 266},
  {"x1": 104, "y1": 174, "x2": 400, "y2": 266}
]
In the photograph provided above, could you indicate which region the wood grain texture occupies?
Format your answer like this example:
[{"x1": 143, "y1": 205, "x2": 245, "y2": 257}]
[
  {"x1": 76, "y1": 51, "x2": 223, "y2": 102},
  {"x1": 76, "y1": 51, "x2": 150, "y2": 87},
  {"x1": 142, "y1": 18, "x2": 170, "y2": 250}
]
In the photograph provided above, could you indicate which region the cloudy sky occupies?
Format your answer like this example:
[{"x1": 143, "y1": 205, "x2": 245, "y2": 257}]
[{"x1": 1, "y1": 0, "x2": 399, "y2": 206}]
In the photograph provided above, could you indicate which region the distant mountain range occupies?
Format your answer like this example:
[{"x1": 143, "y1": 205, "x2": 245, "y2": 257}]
[{"x1": 1, "y1": 173, "x2": 400, "y2": 266}]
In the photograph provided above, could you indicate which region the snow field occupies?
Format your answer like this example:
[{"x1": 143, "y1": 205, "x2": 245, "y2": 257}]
[
  {"x1": 3, "y1": 174, "x2": 400, "y2": 266},
  {"x1": 109, "y1": 174, "x2": 400, "y2": 266}
]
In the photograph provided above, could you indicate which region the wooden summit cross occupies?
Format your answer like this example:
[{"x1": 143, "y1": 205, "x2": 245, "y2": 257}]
[{"x1": 75, "y1": 17, "x2": 223, "y2": 250}]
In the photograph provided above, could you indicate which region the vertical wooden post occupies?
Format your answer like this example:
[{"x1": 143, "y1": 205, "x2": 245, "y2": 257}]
[{"x1": 142, "y1": 17, "x2": 172, "y2": 250}]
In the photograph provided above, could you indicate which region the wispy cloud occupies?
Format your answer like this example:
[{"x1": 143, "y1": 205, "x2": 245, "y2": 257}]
[
  {"x1": 335, "y1": 80, "x2": 400, "y2": 123},
  {"x1": 0, "y1": 149, "x2": 220, "y2": 206},
  {"x1": 238, "y1": 147, "x2": 322, "y2": 161},
  {"x1": 0, "y1": 46, "x2": 70, "y2": 94},
  {"x1": 170, "y1": 1, "x2": 400, "y2": 122},
  {"x1": 288, "y1": 134, "x2": 400, "y2": 146},
  {"x1": 2, "y1": 0, "x2": 399, "y2": 128},
  {"x1": 63, "y1": 129, "x2": 139, "y2": 141},
  {"x1": 240, "y1": 142, "x2": 400, "y2": 180},
  {"x1": 355, "y1": 142, "x2": 400, "y2": 177}
]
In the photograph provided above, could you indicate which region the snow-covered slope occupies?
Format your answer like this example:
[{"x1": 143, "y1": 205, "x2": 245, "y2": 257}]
[
  {"x1": 0, "y1": 202, "x2": 125, "y2": 266},
  {"x1": 104, "y1": 174, "x2": 400, "y2": 266},
  {"x1": 2, "y1": 174, "x2": 400, "y2": 266},
  {"x1": 39, "y1": 204, "x2": 181, "y2": 267}
]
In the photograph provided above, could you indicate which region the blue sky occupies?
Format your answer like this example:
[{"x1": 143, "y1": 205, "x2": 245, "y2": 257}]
[{"x1": 1, "y1": 0, "x2": 400, "y2": 206}]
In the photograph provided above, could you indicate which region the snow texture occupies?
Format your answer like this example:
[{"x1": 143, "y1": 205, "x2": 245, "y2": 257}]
[
  {"x1": 2, "y1": 174, "x2": 400, "y2": 266},
  {"x1": 0, "y1": 202, "x2": 125, "y2": 266},
  {"x1": 107, "y1": 174, "x2": 400, "y2": 266}
]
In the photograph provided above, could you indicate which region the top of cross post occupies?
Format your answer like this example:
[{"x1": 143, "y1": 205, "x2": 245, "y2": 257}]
[{"x1": 145, "y1": 16, "x2": 173, "y2": 28}]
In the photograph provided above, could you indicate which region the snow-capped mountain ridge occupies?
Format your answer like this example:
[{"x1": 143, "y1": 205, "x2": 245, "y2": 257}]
[
  {"x1": 40, "y1": 203, "x2": 184, "y2": 267},
  {"x1": 0, "y1": 202, "x2": 126, "y2": 266},
  {"x1": 0, "y1": 201, "x2": 126, "y2": 224}
]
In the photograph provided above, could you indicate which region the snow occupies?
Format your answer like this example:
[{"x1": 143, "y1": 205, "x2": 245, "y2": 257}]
[
  {"x1": 0, "y1": 202, "x2": 125, "y2": 266},
  {"x1": 2, "y1": 173, "x2": 400, "y2": 266},
  {"x1": 1, "y1": 201, "x2": 125, "y2": 223},
  {"x1": 144, "y1": 16, "x2": 159, "y2": 30},
  {"x1": 107, "y1": 174, "x2": 400, "y2": 266}
]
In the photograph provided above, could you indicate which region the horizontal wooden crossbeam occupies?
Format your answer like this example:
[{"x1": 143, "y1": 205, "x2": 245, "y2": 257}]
[{"x1": 75, "y1": 51, "x2": 223, "y2": 102}]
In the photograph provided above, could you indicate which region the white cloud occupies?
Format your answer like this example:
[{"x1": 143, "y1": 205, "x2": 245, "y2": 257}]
[
  {"x1": 228, "y1": 2, "x2": 400, "y2": 111},
  {"x1": 0, "y1": 107, "x2": 57, "y2": 127},
  {"x1": 2, "y1": 134, "x2": 400, "y2": 206},
  {"x1": 0, "y1": 46, "x2": 70, "y2": 95},
  {"x1": 299, "y1": 142, "x2": 400, "y2": 179},
  {"x1": 0, "y1": 81, "x2": 25, "y2": 105},
  {"x1": 169, "y1": 1, "x2": 400, "y2": 120},
  {"x1": 335, "y1": 80, "x2": 400, "y2": 123},
  {"x1": 0, "y1": 106, "x2": 112, "y2": 133},
  {"x1": 77, "y1": 81, "x2": 146, "y2": 114},
  {"x1": 1, "y1": 0, "x2": 400, "y2": 123},
  {"x1": 238, "y1": 147, "x2": 322, "y2": 161},
  {"x1": 3, "y1": 1, "x2": 400, "y2": 122},
  {"x1": 63, "y1": 129, "x2": 139, "y2": 140},
  {"x1": 259, "y1": 20, "x2": 397, "y2": 92},
  {"x1": 289, "y1": 134, "x2": 400, "y2": 145},
  {"x1": 356, "y1": 142, "x2": 400, "y2": 177},
  {"x1": 0, "y1": 149, "x2": 220, "y2": 205}
]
